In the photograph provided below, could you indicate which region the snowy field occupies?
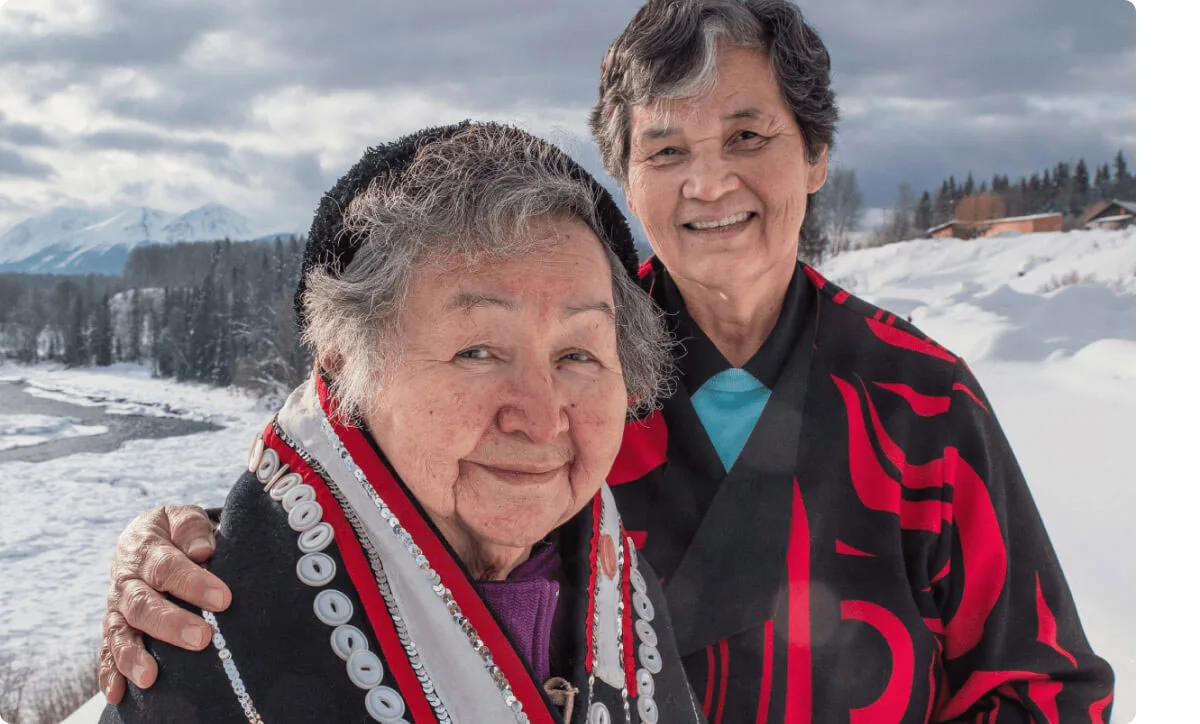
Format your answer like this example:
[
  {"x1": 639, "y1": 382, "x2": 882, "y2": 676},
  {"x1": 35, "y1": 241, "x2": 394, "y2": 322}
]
[
  {"x1": 4, "y1": 228, "x2": 1134, "y2": 723},
  {"x1": 0, "y1": 415, "x2": 107, "y2": 452}
]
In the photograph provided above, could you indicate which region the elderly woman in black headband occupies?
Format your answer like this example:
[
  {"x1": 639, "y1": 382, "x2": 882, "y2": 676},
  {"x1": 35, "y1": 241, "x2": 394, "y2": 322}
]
[
  {"x1": 101, "y1": 1, "x2": 1116, "y2": 722},
  {"x1": 99, "y1": 121, "x2": 699, "y2": 724}
]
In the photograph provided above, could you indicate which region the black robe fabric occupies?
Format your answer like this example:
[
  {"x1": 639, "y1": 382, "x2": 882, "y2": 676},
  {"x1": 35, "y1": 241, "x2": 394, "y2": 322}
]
[
  {"x1": 606, "y1": 258, "x2": 1116, "y2": 723},
  {"x1": 102, "y1": 397, "x2": 699, "y2": 724}
]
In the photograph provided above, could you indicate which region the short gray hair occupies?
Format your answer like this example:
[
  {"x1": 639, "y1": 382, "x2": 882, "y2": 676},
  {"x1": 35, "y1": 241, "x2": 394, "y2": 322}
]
[
  {"x1": 301, "y1": 124, "x2": 673, "y2": 423},
  {"x1": 590, "y1": 0, "x2": 839, "y2": 185}
]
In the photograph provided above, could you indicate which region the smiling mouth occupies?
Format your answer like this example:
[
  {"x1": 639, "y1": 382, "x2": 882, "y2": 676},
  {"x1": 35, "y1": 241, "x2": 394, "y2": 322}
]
[
  {"x1": 682, "y1": 211, "x2": 755, "y2": 231},
  {"x1": 471, "y1": 462, "x2": 568, "y2": 486}
]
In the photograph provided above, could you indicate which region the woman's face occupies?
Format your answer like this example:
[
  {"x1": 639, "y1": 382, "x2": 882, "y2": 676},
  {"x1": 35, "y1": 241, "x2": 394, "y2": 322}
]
[
  {"x1": 364, "y1": 217, "x2": 628, "y2": 555},
  {"x1": 624, "y1": 45, "x2": 828, "y2": 292}
]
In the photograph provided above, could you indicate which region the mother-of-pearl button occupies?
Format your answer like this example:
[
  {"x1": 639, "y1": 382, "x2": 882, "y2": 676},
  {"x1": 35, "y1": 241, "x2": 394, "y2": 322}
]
[
  {"x1": 347, "y1": 649, "x2": 385, "y2": 689},
  {"x1": 632, "y1": 590, "x2": 655, "y2": 622},
  {"x1": 281, "y1": 483, "x2": 316, "y2": 512},
  {"x1": 297, "y1": 552, "x2": 336, "y2": 587},
  {"x1": 630, "y1": 567, "x2": 647, "y2": 595},
  {"x1": 638, "y1": 643, "x2": 662, "y2": 675},
  {"x1": 314, "y1": 589, "x2": 354, "y2": 626},
  {"x1": 247, "y1": 434, "x2": 264, "y2": 473},
  {"x1": 331, "y1": 624, "x2": 369, "y2": 660},
  {"x1": 288, "y1": 500, "x2": 323, "y2": 533},
  {"x1": 588, "y1": 702, "x2": 611, "y2": 724},
  {"x1": 365, "y1": 686, "x2": 407, "y2": 722},
  {"x1": 298, "y1": 522, "x2": 334, "y2": 553},
  {"x1": 636, "y1": 667, "x2": 655, "y2": 698},
  {"x1": 637, "y1": 695, "x2": 659, "y2": 724},
  {"x1": 635, "y1": 619, "x2": 658, "y2": 647},
  {"x1": 268, "y1": 472, "x2": 302, "y2": 500},
  {"x1": 255, "y1": 448, "x2": 280, "y2": 483}
]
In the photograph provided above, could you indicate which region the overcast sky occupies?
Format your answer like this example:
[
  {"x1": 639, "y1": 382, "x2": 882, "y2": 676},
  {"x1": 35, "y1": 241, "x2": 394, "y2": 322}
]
[{"x1": 0, "y1": 0, "x2": 1134, "y2": 235}]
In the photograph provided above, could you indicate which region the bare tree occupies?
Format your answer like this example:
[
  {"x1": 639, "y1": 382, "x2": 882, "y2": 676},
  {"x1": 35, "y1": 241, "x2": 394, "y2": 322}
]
[
  {"x1": 870, "y1": 182, "x2": 917, "y2": 247},
  {"x1": 817, "y1": 166, "x2": 863, "y2": 255}
]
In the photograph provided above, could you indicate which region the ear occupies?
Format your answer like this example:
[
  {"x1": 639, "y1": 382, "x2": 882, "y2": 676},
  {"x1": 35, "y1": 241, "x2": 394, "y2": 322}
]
[
  {"x1": 807, "y1": 146, "x2": 830, "y2": 194},
  {"x1": 319, "y1": 351, "x2": 345, "y2": 375}
]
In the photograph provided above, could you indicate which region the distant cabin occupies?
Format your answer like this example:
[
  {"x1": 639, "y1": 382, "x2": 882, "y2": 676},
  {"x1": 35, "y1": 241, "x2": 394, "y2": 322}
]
[
  {"x1": 1079, "y1": 200, "x2": 1136, "y2": 230},
  {"x1": 927, "y1": 212, "x2": 1063, "y2": 240}
]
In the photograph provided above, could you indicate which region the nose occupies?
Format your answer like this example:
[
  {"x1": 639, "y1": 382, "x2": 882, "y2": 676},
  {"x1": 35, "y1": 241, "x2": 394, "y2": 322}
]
[
  {"x1": 495, "y1": 360, "x2": 569, "y2": 445},
  {"x1": 681, "y1": 147, "x2": 738, "y2": 201}
]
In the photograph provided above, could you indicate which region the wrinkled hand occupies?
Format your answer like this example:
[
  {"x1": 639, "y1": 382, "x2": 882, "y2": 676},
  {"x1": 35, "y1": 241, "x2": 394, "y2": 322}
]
[{"x1": 98, "y1": 505, "x2": 232, "y2": 705}]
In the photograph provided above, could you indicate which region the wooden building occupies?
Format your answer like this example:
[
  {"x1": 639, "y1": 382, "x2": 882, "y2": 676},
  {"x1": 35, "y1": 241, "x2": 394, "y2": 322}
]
[
  {"x1": 1080, "y1": 200, "x2": 1136, "y2": 230},
  {"x1": 926, "y1": 212, "x2": 1063, "y2": 240}
]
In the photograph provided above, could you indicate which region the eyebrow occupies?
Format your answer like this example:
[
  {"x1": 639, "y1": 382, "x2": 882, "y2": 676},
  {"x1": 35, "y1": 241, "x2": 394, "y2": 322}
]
[
  {"x1": 449, "y1": 293, "x2": 613, "y2": 319},
  {"x1": 637, "y1": 107, "x2": 765, "y2": 142}
]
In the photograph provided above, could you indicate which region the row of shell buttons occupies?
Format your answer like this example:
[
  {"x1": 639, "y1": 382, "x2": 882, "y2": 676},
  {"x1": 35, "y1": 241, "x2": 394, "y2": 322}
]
[
  {"x1": 628, "y1": 543, "x2": 661, "y2": 724},
  {"x1": 249, "y1": 432, "x2": 410, "y2": 723}
]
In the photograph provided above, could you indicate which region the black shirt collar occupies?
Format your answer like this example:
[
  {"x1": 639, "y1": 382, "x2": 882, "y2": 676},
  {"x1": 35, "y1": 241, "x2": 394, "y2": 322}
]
[{"x1": 653, "y1": 261, "x2": 810, "y2": 395}]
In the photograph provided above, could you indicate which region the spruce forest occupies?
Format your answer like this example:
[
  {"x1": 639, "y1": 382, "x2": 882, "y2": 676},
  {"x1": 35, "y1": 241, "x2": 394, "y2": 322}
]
[{"x1": 0, "y1": 237, "x2": 311, "y2": 396}]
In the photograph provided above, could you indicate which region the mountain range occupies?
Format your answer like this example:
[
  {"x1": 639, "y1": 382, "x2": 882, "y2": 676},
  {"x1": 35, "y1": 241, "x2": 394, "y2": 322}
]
[{"x1": 0, "y1": 203, "x2": 299, "y2": 275}]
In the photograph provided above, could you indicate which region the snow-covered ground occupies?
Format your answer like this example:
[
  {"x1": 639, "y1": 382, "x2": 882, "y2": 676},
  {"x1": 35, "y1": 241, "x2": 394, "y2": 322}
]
[
  {"x1": 4, "y1": 228, "x2": 1135, "y2": 723},
  {"x1": 0, "y1": 415, "x2": 107, "y2": 452},
  {"x1": 821, "y1": 227, "x2": 1135, "y2": 722}
]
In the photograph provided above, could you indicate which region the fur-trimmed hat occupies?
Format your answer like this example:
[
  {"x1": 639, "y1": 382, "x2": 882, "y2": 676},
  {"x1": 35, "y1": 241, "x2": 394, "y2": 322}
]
[{"x1": 294, "y1": 120, "x2": 640, "y2": 330}]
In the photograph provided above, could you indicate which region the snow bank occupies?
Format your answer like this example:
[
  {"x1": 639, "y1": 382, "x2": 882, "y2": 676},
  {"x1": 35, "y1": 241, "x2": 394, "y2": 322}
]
[{"x1": 0, "y1": 414, "x2": 107, "y2": 452}]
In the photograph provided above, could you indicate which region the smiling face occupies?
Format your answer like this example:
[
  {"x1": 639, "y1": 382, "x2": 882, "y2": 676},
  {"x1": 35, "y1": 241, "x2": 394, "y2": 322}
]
[
  {"x1": 362, "y1": 217, "x2": 628, "y2": 564},
  {"x1": 625, "y1": 45, "x2": 828, "y2": 294}
]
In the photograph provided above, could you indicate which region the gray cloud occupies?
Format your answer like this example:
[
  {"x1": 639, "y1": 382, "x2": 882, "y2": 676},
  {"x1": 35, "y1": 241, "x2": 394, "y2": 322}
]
[
  {"x1": 0, "y1": 148, "x2": 56, "y2": 180},
  {"x1": 78, "y1": 130, "x2": 232, "y2": 158},
  {"x1": 0, "y1": 0, "x2": 1133, "y2": 215}
]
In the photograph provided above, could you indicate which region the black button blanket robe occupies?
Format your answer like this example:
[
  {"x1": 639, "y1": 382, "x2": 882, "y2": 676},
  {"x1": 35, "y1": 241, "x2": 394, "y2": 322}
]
[
  {"x1": 608, "y1": 259, "x2": 1115, "y2": 724},
  {"x1": 103, "y1": 376, "x2": 700, "y2": 724}
]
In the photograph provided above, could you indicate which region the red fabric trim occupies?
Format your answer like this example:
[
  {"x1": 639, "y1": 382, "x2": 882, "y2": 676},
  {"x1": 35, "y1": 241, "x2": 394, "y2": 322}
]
[
  {"x1": 842, "y1": 600, "x2": 914, "y2": 724},
  {"x1": 832, "y1": 289, "x2": 850, "y2": 305},
  {"x1": 936, "y1": 670, "x2": 1046, "y2": 721},
  {"x1": 638, "y1": 257, "x2": 654, "y2": 279},
  {"x1": 835, "y1": 540, "x2": 876, "y2": 557},
  {"x1": 784, "y1": 478, "x2": 813, "y2": 724},
  {"x1": 1036, "y1": 574, "x2": 1080, "y2": 667},
  {"x1": 264, "y1": 426, "x2": 437, "y2": 724},
  {"x1": 873, "y1": 309, "x2": 885, "y2": 321},
  {"x1": 801, "y1": 265, "x2": 827, "y2": 289},
  {"x1": 924, "y1": 645, "x2": 939, "y2": 724},
  {"x1": 314, "y1": 378, "x2": 556, "y2": 724},
  {"x1": 608, "y1": 411, "x2": 668, "y2": 485},
  {"x1": 874, "y1": 381, "x2": 952, "y2": 417},
  {"x1": 715, "y1": 639, "x2": 730, "y2": 724},
  {"x1": 621, "y1": 530, "x2": 638, "y2": 699},
  {"x1": 584, "y1": 495, "x2": 602, "y2": 675},
  {"x1": 865, "y1": 317, "x2": 957, "y2": 363},
  {"x1": 704, "y1": 645, "x2": 716, "y2": 718},
  {"x1": 755, "y1": 620, "x2": 774, "y2": 724},
  {"x1": 627, "y1": 530, "x2": 648, "y2": 549}
]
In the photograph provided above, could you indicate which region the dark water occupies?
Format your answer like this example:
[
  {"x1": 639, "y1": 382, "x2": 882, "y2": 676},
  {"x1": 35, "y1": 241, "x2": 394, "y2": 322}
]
[{"x1": 0, "y1": 381, "x2": 222, "y2": 464}]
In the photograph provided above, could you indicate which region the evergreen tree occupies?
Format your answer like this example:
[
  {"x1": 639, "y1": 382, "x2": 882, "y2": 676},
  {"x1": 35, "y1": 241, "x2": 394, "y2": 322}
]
[
  {"x1": 1094, "y1": 163, "x2": 1112, "y2": 199},
  {"x1": 1071, "y1": 159, "x2": 1090, "y2": 216},
  {"x1": 915, "y1": 191, "x2": 934, "y2": 234},
  {"x1": 64, "y1": 295, "x2": 88, "y2": 367},
  {"x1": 90, "y1": 293, "x2": 114, "y2": 366},
  {"x1": 963, "y1": 172, "x2": 975, "y2": 197},
  {"x1": 128, "y1": 288, "x2": 143, "y2": 361},
  {"x1": 1113, "y1": 150, "x2": 1134, "y2": 200}
]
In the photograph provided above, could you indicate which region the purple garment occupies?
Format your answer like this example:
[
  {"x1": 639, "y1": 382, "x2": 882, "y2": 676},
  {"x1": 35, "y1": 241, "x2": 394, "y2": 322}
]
[{"x1": 474, "y1": 541, "x2": 563, "y2": 682}]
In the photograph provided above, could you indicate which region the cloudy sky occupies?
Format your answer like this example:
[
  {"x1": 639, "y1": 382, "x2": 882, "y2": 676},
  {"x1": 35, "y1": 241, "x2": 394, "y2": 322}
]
[{"x1": 0, "y1": 0, "x2": 1134, "y2": 235}]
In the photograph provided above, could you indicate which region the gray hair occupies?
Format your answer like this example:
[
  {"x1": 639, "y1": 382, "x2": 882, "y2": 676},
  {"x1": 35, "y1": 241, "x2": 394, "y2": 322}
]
[
  {"x1": 301, "y1": 124, "x2": 673, "y2": 423},
  {"x1": 590, "y1": 0, "x2": 839, "y2": 185}
]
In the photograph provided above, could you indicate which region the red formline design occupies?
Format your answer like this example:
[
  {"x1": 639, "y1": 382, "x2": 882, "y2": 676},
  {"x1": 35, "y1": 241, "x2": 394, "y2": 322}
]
[
  {"x1": 833, "y1": 375, "x2": 948, "y2": 533},
  {"x1": 1036, "y1": 574, "x2": 1079, "y2": 668},
  {"x1": 784, "y1": 478, "x2": 813, "y2": 724},
  {"x1": 755, "y1": 620, "x2": 774, "y2": 724},
  {"x1": 832, "y1": 289, "x2": 850, "y2": 305},
  {"x1": 316, "y1": 378, "x2": 556, "y2": 724},
  {"x1": 952, "y1": 382, "x2": 989, "y2": 412},
  {"x1": 942, "y1": 447, "x2": 1007, "y2": 661},
  {"x1": 865, "y1": 317, "x2": 957, "y2": 363},
  {"x1": 264, "y1": 425, "x2": 436, "y2": 724},
  {"x1": 802, "y1": 265, "x2": 828, "y2": 289},
  {"x1": 715, "y1": 639, "x2": 730, "y2": 724},
  {"x1": 874, "y1": 381, "x2": 952, "y2": 417},
  {"x1": 937, "y1": 670, "x2": 1048, "y2": 721},
  {"x1": 835, "y1": 540, "x2": 876, "y2": 557},
  {"x1": 861, "y1": 378, "x2": 945, "y2": 490},
  {"x1": 627, "y1": 530, "x2": 648, "y2": 549},
  {"x1": 842, "y1": 600, "x2": 914, "y2": 724},
  {"x1": 1028, "y1": 679, "x2": 1063, "y2": 724},
  {"x1": 608, "y1": 411, "x2": 668, "y2": 485},
  {"x1": 1088, "y1": 691, "x2": 1114, "y2": 723}
]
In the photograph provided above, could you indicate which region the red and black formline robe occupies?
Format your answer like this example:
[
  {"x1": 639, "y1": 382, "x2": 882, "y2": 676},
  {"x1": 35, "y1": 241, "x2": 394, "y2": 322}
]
[{"x1": 607, "y1": 258, "x2": 1115, "y2": 724}]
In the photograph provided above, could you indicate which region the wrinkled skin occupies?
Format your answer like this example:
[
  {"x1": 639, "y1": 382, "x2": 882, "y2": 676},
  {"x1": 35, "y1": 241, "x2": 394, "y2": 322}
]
[{"x1": 99, "y1": 219, "x2": 627, "y2": 702}]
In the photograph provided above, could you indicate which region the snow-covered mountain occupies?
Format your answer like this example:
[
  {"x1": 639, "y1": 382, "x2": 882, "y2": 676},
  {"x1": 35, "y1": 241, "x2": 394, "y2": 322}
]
[{"x1": 0, "y1": 204, "x2": 295, "y2": 275}]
